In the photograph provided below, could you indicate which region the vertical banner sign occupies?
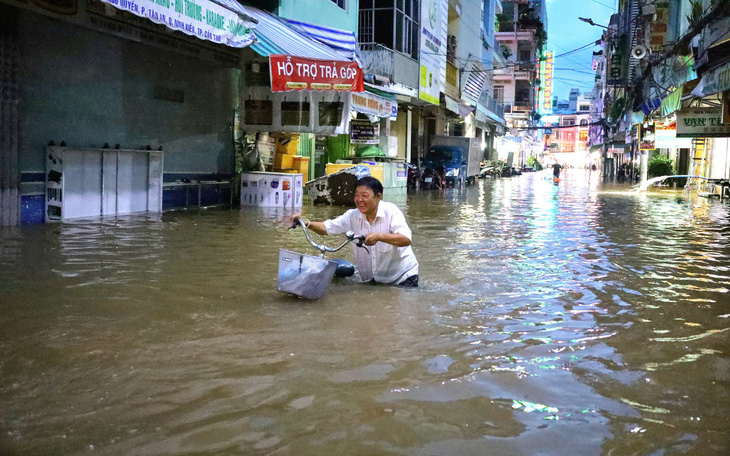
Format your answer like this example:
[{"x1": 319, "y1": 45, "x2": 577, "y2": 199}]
[
  {"x1": 269, "y1": 55, "x2": 364, "y2": 92},
  {"x1": 639, "y1": 124, "x2": 655, "y2": 150},
  {"x1": 419, "y1": 0, "x2": 447, "y2": 105},
  {"x1": 541, "y1": 51, "x2": 554, "y2": 115},
  {"x1": 607, "y1": 36, "x2": 626, "y2": 87},
  {"x1": 100, "y1": 0, "x2": 257, "y2": 48}
]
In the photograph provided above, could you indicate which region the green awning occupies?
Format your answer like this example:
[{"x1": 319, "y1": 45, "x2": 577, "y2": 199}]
[
  {"x1": 363, "y1": 85, "x2": 397, "y2": 101},
  {"x1": 589, "y1": 144, "x2": 603, "y2": 152},
  {"x1": 607, "y1": 142, "x2": 629, "y2": 151},
  {"x1": 661, "y1": 87, "x2": 683, "y2": 117}
]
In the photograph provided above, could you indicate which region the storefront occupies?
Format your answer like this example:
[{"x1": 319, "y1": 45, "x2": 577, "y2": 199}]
[
  {"x1": 0, "y1": 0, "x2": 366, "y2": 224},
  {"x1": 1, "y1": 0, "x2": 261, "y2": 225}
]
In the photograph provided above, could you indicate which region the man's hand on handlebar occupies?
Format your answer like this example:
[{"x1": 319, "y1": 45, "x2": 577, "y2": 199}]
[
  {"x1": 289, "y1": 213, "x2": 307, "y2": 229},
  {"x1": 363, "y1": 233, "x2": 381, "y2": 246},
  {"x1": 289, "y1": 214, "x2": 327, "y2": 236}
]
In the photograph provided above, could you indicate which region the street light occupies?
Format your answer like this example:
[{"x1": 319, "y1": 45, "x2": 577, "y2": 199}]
[{"x1": 579, "y1": 17, "x2": 609, "y2": 29}]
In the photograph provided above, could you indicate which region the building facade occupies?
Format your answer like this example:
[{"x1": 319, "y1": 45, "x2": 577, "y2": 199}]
[
  {"x1": 494, "y1": 0, "x2": 547, "y2": 167},
  {"x1": 591, "y1": 0, "x2": 730, "y2": 186}
]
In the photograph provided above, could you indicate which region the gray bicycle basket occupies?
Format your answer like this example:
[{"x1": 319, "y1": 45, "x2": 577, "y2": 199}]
[{"x1": 277, "y1": 249, "x2": 339, "y2": 300}]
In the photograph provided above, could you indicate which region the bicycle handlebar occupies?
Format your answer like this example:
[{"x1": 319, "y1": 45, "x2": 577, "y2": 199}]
[{"x1": 291, "y1": 218, "x2": 368, "y2": 257}]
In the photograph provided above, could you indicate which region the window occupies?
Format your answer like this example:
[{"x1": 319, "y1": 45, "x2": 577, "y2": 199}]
[
  {"x1": 493, "y1": 86, "x2": 504, "y2": 103},
  {"x1": 331, "y1": 0, "x2": 346, "y2": 9},
  {"x1": 244, "y1": 100, "x2": 273, "y2": 125},
  {"x1": 579, "y1": 119, "x2": 588, "y2": 126},
  {"x1": 281, "y1": 102, "x2": 310, "y2": 126},
  {"x1": 359, "y1": 0, "x2": 419, "y2": 59},
  {"x1": 515, "y1": 80, "x2": 531, "y2": 105},
  {"x1": 244, "y1": 62, "x2": 270, "y2": 87},
  {"x1": 319, "y1": 102, "x2": 344, "y2": 127}
]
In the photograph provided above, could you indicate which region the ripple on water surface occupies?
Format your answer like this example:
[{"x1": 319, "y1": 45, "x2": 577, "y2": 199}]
[{"x1": 1, "y1": 173, "x2": 729, "y2": 455}]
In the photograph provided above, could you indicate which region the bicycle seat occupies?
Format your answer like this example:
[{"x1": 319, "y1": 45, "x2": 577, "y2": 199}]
[{"x1": 332, "y1": 259, "x2": 355, "y2": 278}]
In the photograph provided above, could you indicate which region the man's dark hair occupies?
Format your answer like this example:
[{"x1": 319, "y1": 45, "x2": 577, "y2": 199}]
[{"x1": 355, "y1": 176, "x2": 383, "y2": 196}]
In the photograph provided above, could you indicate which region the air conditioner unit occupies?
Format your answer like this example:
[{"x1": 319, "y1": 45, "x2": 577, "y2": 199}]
[{"x1": 641, "y1": 5, "x2": 656, "y2": 15}]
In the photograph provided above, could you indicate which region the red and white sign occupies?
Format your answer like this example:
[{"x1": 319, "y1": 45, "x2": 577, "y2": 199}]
[{"x1": 269, "y1": 55, "x2": 364, "y2": 92}]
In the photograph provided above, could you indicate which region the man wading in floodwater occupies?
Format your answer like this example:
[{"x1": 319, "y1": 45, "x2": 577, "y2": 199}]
[
  {"x1": 552, "y1": 162, "x2": 562, "y2": 181},
  {"x1": 291, "y1": 176, "x2": 420, "y2": 287}
]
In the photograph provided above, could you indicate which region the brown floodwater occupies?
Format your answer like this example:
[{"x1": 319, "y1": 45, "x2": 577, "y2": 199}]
[{"x1": 1, "y1": 170, "x2": 729, "y2": 455}]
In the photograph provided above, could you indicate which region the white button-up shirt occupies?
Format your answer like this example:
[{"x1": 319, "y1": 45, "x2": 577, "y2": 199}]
[{"x1": 324, "y1": 201, "x2": 419, "y2": 284}]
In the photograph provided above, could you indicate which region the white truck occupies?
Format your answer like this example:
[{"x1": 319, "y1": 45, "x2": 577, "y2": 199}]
[{"x1": 422, "y1": 136, "x2": 483, "y2": 186}]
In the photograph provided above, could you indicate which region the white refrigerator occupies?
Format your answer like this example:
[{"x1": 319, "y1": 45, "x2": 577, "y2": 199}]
[{"x1": 240, "y1": 172, "x2": 303, "y2": 208}]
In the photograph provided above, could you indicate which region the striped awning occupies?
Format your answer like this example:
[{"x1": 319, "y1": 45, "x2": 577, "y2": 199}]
[
  {"x1": 461, "y1": 60, "x2": 487, "y2": 106},
  {"x1": 243, "y1": 7, "x2": 359, "y2": 63},
  {"x1": 283, "y1": 19, "x2": 362, "y2": 66}
]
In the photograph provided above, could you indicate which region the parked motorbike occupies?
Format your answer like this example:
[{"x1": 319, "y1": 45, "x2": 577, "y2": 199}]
[
  {"x1": 478, "y1": 162, "x2": 501, "y2": 179},
  {"x1": 407, "y1": 163, "x2": 421, "y2": 190},
  {"x1": 421, "y1": 165, "x2": 446, "y2": 189},
  {"x1": 278, "y1": 219, "x2": 369, "y2": 300}
]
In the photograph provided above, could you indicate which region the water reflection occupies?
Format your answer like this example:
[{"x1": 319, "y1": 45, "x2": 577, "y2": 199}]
[{"x1": 1, "y1": 171, "x2": 729, "y2": 455}]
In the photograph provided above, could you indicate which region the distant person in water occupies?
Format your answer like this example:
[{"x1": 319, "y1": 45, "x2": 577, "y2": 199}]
[{"x1": 552, "y1": 163, "x2": 562, "y2": 179}]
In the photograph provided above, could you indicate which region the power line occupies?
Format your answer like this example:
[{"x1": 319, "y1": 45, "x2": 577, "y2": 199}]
[
  {"x1": 555, "y1": 68, "x2": 598, "y2": 75},
  {"x1": 590, "y1": 0, "x2": 616, "y2": 11}
]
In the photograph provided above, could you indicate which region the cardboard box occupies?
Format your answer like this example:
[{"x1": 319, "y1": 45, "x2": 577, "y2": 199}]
[
  {"x1": 275, "y1": 152, "x2": 294, "y2": 170},
  {"x1": 293, "y1": 156, "x2": 310, "y2": 182},
  {"x1": 276, "y1": 136, "x2": 300, "y2": 155}
]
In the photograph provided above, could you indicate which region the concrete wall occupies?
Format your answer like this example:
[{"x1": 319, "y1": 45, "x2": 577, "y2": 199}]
[
  {"x1": 391, "y1": 110, "x2": 409, "y2": 160},
  {"x1": 458, "y1": 0, "x2": 483, "y2": 64},
  {"x1": 18, "y1": 12, "x2": 238, "y2": 176},
  {"x1": 277, "y1": 0, "x2": 359, "y2": 35}
]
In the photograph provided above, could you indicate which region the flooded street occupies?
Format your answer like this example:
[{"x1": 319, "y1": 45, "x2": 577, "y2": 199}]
[{"x1": 1, "y1": 170, "x2": 729, "y2": 455}]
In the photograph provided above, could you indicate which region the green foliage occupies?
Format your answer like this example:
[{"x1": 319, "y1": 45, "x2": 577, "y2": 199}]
[
  {"x1": 497, "y1": 13, "x2": 514, "y2": 32},
  {"x1": 501, "y1": 45, "x2": 512, "y2": 59},
  {"x1": 686, "y1": 0, "x2": 703, "y2": 28},
  {"x1": 526, "y1": 155, "x2": 543, "y2": 170},
  {"x1": 647, "y1": 154, "x2": 674, "y2": 178},
  {"x1": 534, "y1": 24, "x2": 547, "y2": 51}
]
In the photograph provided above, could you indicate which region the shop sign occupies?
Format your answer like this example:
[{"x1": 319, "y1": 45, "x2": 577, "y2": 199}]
[
  {"x1": 639, "y1": 124, "x2": 655, "y2": 150},
  {"x1": 677, "y1": 107, "x2": 730, "y2": 137},
  {"x1": 100, "y1": 0, "x2": 256, "y2": 48},
  {"x1": 418, "y1": 0, "x2": 447, "y2": 105},
  {"x1": 655, "y1": 124, "x2": 693, "y2": 148},
  {"x1": 690, "y1": 61, "x2": 730, "y2": 98},
  {"x1": 607, "y1": 37, "x2": 627, "y2": 87},
  {"x1": 269, "y1": 55, "x2": 364, "y2": 92},
  {"x1": 541, "y1": 51, "x2": 554, "y2": 115},
  {"x1": 396, "y1": 163, "x2": 407, "y2": 181},
  {"x1": 351, "y1": 91, "x2": 393, "y2": 118},
  {"x1": 350, "y1": 119, "x2": 380, "y2": 144}
]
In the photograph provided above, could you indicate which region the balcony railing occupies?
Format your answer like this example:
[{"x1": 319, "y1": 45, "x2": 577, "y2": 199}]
[
  {"x1": 359, "y1": 43, "x2": 419, "y2": 89},
  {"x1": 479, "y1": 91, "x2": 505, "y2": 120}
]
